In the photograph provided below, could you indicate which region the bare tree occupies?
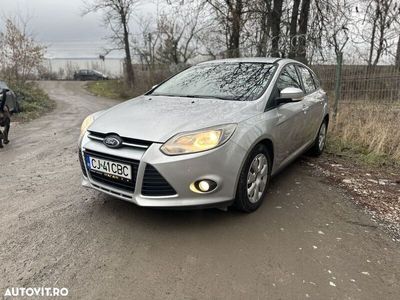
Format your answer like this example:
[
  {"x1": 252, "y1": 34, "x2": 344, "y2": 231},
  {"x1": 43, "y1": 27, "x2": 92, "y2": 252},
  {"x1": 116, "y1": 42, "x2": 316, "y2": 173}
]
[
  {"x1": 296, "y1": 0, "x2": 312, "y2": 63},
  {"x1": 205, "y1": 0, "x2": 250, "y2": 58},
  {"x1": 0, "y1": 17, "x2": 45, "y2": 83},
  {"x1": 83, "y1": 0, "x2": 141, "y2": 87},
  {"x1": 132, "y1": 16, "x2": 160, "y2": 69},
  {"x1": 315, "y1": 0, "x2": 352, "y2": 117},
  {"x1": 269, "y1": 0, "x2": 283, "y2": 57},
  {"x1": 255, "y1": 0, "x2": 272, "y2": 56},
  {"x1": 359, "y1": 0, "x2": 400, "y2": 66},
  {"x1": 155, "y1": 1, "x2": 205, "y2": 64}
]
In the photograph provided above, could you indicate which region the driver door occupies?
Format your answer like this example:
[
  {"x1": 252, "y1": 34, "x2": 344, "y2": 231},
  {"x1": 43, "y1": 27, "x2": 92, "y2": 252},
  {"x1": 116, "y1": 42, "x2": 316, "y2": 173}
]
[{"x1": 272, "y1": 64, "x2": 308, "y2": 164}]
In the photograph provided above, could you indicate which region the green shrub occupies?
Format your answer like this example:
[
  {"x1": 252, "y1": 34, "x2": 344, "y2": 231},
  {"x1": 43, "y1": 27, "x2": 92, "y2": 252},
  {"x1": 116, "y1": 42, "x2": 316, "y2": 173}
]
[{"x1": 10, "y1": 82, "x2": 55, "y2": 121}]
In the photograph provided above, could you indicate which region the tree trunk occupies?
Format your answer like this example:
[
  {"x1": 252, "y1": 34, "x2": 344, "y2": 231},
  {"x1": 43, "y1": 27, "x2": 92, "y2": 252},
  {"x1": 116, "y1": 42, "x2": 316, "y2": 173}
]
[
  {"x1": 228, "y1": 0, "x2": 243, "y2": 58},
  {"x1": 297, "y1": 0, "x2": 311, "y2": 63},
  {"x1": 256, "y1": 0, "x2": 271, "y2": 57},
  {"x1": 288, "y1": 0, "x2": 301, "y2": 58},
  {"x1": 270, "y1": 0, "x2": 283, "y2": 57},
  {"x1": 367, "y1": 8, "x2": 378, "y2": 66},
  {"x1": 122, "y1": 13, "x2": 134, "y2": 87},
  {"x1": 395, "y1": 34, "x2": 400, "y2": 68}
]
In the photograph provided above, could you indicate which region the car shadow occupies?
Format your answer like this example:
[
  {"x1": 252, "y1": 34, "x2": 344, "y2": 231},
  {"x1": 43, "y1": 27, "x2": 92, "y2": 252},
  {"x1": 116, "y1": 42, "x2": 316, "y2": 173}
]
[{"x1": 93, "y1": 156, "x2": 309, "y2": 230}]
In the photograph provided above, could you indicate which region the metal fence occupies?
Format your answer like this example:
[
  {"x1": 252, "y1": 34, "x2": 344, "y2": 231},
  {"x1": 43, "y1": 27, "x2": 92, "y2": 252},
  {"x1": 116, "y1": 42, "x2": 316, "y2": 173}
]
[{"x1": 312, "y1": 65, "x2": 400, "y2": 102}]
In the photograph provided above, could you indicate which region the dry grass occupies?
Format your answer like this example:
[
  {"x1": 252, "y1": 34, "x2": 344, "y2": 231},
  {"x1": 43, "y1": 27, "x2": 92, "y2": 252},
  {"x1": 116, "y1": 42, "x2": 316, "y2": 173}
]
[{"x1": 328, "y1": 101, "x2": 400, "y2": 165}]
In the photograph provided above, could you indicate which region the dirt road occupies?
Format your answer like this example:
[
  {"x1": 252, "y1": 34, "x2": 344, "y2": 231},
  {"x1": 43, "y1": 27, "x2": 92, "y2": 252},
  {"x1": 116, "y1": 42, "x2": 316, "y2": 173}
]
[{"x1": 1, "y1": 81, "x2": 399, "y2": 299}]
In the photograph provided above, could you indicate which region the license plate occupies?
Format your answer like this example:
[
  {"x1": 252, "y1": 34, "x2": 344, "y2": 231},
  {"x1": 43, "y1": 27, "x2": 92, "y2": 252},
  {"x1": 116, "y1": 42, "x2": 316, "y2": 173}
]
[{"x1": 86, "y1": 155, "x2": 132, "y2": 180}]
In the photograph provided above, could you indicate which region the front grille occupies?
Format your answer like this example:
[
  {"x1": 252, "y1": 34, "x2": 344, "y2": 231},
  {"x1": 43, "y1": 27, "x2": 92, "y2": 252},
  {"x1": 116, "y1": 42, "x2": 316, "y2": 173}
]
[
  {"x1": 84, "y1": 149, "x2": 139, "y2": 192},
  {"x1": 78, "y1": 150, "x2": 87, "y2": 176},
  {"x1": 88, "y1": 131, "x2": 152, "y2": 149},
  {"x1": 142, "y1": 164, "x2": 177, "y2": 196}
]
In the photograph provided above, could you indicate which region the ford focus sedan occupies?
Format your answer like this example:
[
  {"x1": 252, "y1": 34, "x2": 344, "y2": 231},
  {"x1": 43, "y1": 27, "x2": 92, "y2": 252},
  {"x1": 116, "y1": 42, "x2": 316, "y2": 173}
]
[{"x1": 79, "y1": 58, "x2": 329, "y2": 212}]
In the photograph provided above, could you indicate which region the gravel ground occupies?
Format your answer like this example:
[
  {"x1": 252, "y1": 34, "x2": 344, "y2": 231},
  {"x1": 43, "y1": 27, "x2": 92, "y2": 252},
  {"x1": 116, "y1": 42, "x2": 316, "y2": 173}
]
[
  {"x1": 309, "y1": 155, "x2": 400, "y2": 241},
  {"x1": 0, "y1": 81, "x2": 399, "y2": 299}
]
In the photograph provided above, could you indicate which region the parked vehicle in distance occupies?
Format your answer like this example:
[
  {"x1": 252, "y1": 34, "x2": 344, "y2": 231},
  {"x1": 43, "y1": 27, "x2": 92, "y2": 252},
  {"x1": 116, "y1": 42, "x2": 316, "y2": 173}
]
[
  {"x1": 73, "y1": 70, "x2": 109, "y2": 81},
  {"x1": 0, "y1": 81, "x2": 19, "y2": 113},
  {"x1": 79, "y1": 58, "x2": 329, "y2": 212}
]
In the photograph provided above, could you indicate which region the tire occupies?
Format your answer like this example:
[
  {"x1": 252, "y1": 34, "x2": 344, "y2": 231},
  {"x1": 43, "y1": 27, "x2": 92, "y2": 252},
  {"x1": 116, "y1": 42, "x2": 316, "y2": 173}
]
[
  {"x1": 233, "y1": 144, "x2": 271, "y2": 213},
  {"x1": 14, "y1": 101, "x2": 20, "y2": 113},
  {"x1": 308, "y1": 120, "x2": 328, "y2": 156}
]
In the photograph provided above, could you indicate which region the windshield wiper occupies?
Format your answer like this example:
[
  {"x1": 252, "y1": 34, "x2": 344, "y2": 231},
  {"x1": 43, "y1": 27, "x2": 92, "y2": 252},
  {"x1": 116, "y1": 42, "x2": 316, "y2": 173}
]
[
  {"x1": 181, "y1": 95, "x2": 233, "y2": 101},
  {"x1": 151, "y1": 94, "x2": 235, "y2": 101}
]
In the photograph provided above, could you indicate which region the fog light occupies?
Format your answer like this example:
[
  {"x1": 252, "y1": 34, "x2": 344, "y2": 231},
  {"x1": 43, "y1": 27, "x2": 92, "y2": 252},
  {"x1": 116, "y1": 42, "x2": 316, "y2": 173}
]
[
  {"x1": 190, "y1": 179, "x2": 218, "y2": 194},
  {"x1": 198, "y1": 180, "x2": 210, "y2": 192}
]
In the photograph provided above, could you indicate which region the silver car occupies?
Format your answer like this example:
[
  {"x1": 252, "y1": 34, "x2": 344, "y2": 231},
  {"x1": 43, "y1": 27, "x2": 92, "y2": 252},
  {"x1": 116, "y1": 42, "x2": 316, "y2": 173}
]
[{"x1": 79, "y1": 58, "x2": 329, "y2": 212}]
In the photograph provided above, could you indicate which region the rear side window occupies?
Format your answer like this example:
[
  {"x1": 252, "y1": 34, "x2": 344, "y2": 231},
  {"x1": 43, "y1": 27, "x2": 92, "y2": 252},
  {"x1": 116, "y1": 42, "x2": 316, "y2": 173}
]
[
  {"x1": 298, "y1": 66, "x2": 316, "y2": 94},
  {"x1": 276, "y1": 65, "x2": 302, "y2": 91}
]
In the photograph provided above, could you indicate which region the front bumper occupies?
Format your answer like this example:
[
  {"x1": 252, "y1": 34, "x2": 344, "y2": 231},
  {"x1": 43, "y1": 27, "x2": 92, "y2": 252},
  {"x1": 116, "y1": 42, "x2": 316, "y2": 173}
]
[{"x1": 79, "y1": 132, "x2": 246, "y2": 208}]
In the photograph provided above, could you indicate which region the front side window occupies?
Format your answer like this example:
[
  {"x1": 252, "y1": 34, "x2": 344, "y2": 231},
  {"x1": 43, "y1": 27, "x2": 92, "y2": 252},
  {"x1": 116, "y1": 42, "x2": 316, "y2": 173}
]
[
  {"x1": 311, "y1": 72, "x2": 320, "y2": 89},
  {"x1": 298, "y1": 66, "x2": 316, "y2": 94},
  {"x1": 150, "y1": 62, "x2": 277, "y2": 101},
  {"x1": 276, "y1": 65, "x2": 302, "y2": 91}
]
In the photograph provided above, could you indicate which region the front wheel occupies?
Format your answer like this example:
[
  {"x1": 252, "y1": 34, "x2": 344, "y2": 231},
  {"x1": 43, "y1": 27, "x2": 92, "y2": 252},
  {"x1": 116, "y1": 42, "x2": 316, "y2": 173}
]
[{"x1": 233, "y1": 144, "x2": 271, "y2": 213}]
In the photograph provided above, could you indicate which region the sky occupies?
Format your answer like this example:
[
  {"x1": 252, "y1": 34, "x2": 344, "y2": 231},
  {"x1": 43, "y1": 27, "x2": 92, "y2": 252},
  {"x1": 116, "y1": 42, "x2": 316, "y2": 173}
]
[{"x1": 0, "y1": 0, "x2": 156, "y2": 58}]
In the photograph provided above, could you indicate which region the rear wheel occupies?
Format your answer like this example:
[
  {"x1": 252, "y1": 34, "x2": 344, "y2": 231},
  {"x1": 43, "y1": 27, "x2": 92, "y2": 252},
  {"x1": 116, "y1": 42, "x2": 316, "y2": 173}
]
[
  {"x1": 233, "y1": 144, "x2": 271, "y2": 213},
  {"x1": 309, "y1": 120, "x2": 327, "y2": 156}
]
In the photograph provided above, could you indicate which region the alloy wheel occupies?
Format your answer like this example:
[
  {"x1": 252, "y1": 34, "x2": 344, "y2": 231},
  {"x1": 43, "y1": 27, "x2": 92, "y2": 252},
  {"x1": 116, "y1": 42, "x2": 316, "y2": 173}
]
[{"x1": 247, "y1": 153, "x2": 268, "y2": 203}]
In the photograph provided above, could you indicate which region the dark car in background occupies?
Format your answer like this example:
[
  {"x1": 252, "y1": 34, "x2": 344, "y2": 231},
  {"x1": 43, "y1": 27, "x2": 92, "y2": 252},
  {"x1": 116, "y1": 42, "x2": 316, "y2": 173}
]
[
  {"x1": 0, "y1": 81, "x2": 19, "y2": 113},
  {"x1": 73, "y1": 70, "x2": 109, "y2": 81}
]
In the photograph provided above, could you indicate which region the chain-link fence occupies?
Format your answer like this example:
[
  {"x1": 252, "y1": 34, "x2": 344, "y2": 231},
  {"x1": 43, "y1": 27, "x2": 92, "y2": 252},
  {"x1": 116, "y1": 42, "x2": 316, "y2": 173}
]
[{"x1": 312, "y1": 65, "x2": 400, "y2": 102}]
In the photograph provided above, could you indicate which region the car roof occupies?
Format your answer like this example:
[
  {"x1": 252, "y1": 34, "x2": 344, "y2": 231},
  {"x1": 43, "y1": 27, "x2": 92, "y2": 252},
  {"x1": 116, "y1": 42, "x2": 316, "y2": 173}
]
[{"x1": 197, "y1": 57, "x2": 305, "y2": 66}]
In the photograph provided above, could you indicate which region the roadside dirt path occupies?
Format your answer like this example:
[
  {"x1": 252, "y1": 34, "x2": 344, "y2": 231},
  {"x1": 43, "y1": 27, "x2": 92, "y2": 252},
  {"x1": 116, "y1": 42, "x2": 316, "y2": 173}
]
[{"x1": 0, "y1": 81, "x2": 399, "y2": 299}]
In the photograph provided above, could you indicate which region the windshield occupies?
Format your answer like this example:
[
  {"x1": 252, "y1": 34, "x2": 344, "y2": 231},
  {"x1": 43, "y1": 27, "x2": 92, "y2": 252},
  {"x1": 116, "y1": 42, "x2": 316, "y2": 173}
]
[{"x1": 150, "y1": 62, "x2": 276, "y2": 101}]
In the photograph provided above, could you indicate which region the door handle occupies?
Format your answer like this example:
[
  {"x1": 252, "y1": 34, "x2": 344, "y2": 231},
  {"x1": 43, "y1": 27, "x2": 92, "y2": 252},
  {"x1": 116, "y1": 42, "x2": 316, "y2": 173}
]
[{"x1": 302, "y1": 104, "x2": 309, "y2": 113}]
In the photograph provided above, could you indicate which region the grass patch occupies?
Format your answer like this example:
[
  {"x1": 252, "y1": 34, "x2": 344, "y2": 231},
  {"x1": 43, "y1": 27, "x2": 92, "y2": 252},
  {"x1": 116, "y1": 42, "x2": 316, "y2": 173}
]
[
  {"x1": 326, "y1": 136, "x2": 397, "y2": 167},
  {"x1": 328, "y1": 101, "x2": 400, "y2": 167},
  {"x1": 86, "y1": 80, "x2": 136, "y2": 100},
  {"x1": 11, "y1": 82, "x2": 55, "y2": 122}
]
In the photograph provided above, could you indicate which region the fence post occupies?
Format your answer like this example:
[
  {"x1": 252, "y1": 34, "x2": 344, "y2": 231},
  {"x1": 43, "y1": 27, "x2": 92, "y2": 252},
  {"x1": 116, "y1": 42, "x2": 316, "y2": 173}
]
[{"x1": 333, "y1": 51, "x2": 343, "y2": 119}]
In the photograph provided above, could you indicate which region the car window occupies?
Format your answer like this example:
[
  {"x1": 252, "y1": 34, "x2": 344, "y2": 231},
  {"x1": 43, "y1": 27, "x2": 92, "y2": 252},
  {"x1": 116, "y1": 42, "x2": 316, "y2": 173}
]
[
  {"x1": 151, "y1": 62, "x2": 277, "y2": 101},
  {"x1": 0, "y1": 81, "x2": 8, "y2": 89},
  {"x1": 311, "y1": 72, "x2": 320, "y2": 89},
  {"x1": 276, "y1": 65, "x2": 302, "y2": 92},
  {"x1": 298, "y1": 66, "x2": 316, "y2": 94}
]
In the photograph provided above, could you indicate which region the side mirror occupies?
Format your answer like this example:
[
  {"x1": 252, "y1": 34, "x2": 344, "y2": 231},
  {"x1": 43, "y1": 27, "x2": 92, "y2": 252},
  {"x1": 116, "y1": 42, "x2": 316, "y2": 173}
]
[{"x1": 276, "y1": 87, "x2": 304, "y2": 105}]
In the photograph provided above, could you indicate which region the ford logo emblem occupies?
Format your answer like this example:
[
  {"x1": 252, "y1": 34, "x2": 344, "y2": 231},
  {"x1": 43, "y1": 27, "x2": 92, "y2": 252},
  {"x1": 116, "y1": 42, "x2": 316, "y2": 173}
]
[{"x1": 103, "y1": 135, "x2": 122, "y2": 148}]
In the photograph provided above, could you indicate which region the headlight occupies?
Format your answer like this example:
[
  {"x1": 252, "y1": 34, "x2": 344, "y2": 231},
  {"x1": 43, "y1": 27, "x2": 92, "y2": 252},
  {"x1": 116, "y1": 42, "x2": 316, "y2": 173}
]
[
  {"x1": 80, "y1": 114, "x2": 94, "y2": 136},
  {"x1": 161, "y1": 124, "x2": 237, "y2": 155}
]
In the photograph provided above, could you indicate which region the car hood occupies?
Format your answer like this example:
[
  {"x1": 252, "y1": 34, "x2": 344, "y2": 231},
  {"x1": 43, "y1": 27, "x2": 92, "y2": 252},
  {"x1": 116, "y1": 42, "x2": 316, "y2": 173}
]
[{"x1": 89, "y1": 95, "x2": 261, "y2": 142}]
